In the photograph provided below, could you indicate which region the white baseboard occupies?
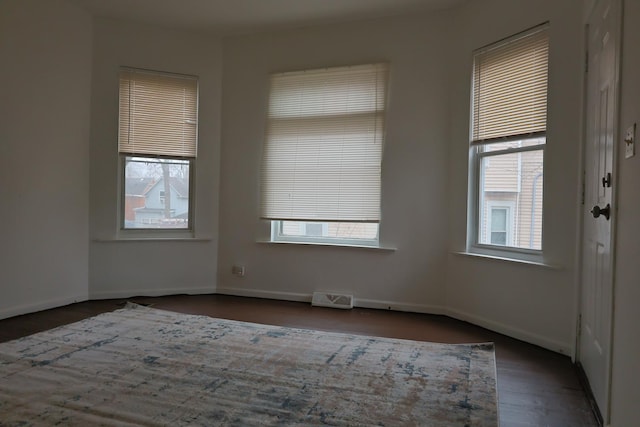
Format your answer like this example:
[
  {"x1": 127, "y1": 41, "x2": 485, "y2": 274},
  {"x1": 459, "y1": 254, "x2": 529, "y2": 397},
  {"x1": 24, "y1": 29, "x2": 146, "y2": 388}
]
[
  {"x1": 216, "y1": 288, "x2": 443, "y2": 314},
  {"x1": 215, "y1": 287, "x2": 311, "y2": 303},
  {"x1": 89, "y1": 286, "x2": 215, "y2": 300},
  {"x1": 444, "y1": 307, "x2": 572, "y2": 355},
  {"x1": 215, "y1": 288, "x2": 446, "y2": 315},
  {"x1": 0, "y1": 293, "x2": 89, "y2": 321},
  {"x1": 354, "y1": 297, "x2": 447, "y2": 315}
]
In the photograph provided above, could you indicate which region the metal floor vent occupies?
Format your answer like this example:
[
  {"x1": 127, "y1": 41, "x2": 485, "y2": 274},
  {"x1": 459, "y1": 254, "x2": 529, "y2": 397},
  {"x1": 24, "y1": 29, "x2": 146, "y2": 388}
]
[{"x1": 311, "y1": 292, "x2": 354, "y2": 309}]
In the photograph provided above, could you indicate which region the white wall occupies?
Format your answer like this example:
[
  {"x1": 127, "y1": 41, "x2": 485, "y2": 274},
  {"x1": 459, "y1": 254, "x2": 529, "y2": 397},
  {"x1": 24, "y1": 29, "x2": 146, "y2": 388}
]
[
  {"x1": 0, "y1": 0, "x2": 92, "y2": 319},
  {"x1": 445, "y1": 0, "x2": 585, "y2": 354},
  {"x1": 218, "y1": 12, "x2": 453, "y2": 311},
  {"x1": 88, "y1": 19, "x2": 221, "y2": 298},
  {"x1": 610, "y1": 0, "x2": 640, "y2": 424}
]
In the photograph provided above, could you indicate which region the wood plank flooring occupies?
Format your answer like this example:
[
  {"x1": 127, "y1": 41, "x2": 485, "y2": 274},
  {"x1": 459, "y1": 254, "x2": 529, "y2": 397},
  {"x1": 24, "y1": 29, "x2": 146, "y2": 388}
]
[{"x1": 0, "y1": 294, "x2": 598, "y2": 426}]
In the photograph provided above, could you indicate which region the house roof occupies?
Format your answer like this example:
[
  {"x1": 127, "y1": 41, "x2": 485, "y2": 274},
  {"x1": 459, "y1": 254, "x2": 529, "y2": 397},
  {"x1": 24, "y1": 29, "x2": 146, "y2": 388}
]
[
  {"x1": 126, "y1": 177, "x2": 189, "y2": 197},
  {"x1": 168, "y1": 177, "x2": 189, "y2": 198},
  {"x1": 125, "y1": 177, "x2": 155, "y2": 196}
]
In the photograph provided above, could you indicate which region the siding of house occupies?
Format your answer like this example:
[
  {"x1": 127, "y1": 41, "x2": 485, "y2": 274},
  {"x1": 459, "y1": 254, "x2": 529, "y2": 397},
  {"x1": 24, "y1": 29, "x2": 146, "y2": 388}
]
[
  {"x1": 143, "y1": 182, "x2": 189, "y2": 217},
  {"x1": 123, "y1": 177, "x2": 190, "y2": 226},
  {"x1": 124, "y1": 195, "x2": 145, "y2": 221},
  {"x1": 281, "y1": 221, "x2": 378, "y2": 240}
]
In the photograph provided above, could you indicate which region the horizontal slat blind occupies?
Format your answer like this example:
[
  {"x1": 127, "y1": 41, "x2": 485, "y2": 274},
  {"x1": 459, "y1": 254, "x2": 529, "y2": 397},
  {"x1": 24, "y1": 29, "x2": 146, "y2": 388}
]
[
  {"x1": 472, "y1": 25, "x2": 549, "y2": 143},
  {"x1": 260, "y1": 63, "x2": 389, "y2": 222},
  {"x1": 118, "y1": 69, "x2": 198, "y2": 158}
]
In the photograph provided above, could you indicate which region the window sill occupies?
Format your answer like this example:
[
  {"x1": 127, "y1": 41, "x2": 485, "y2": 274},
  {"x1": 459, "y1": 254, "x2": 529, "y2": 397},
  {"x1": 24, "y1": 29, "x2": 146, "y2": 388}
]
[
  {"x1": 93, "y1": 237, "x2": 213, "y2": 243},
  {"x1": 257, "y1": 240, "x2": 396, "y2": 252},
  {"x1": 453, "y1": 251, "x2": 561, "y2": 269}
]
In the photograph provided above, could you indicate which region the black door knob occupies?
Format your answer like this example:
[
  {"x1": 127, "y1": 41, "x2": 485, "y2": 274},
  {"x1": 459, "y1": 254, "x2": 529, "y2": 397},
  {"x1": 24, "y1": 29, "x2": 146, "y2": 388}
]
[{"x1": 591, "y1": 203, "x2": 611, "y2": 220}]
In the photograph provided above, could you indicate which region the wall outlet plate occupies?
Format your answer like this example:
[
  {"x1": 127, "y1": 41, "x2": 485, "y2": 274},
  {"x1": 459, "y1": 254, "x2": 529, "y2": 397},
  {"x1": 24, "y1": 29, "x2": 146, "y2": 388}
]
[
  {"x1": 231, "y1": 265, "x2": 245, "y2": 276},
  {"x1": 624, "y1": 123, "x2": 636, "y2": 159}
]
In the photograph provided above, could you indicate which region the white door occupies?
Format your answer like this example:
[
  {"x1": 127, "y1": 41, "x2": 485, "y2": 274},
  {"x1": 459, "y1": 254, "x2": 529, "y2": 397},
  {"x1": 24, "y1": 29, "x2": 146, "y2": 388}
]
[{"x1": 579, "y1": 0, "x2": 620, "y2": 422}]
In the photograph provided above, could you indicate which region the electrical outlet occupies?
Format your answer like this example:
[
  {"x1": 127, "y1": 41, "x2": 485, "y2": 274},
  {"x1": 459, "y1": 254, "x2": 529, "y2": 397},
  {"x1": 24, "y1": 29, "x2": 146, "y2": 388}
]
[
  {"x1": 624, "y1": 123, "x2": 636, "y2": 159},
  {"x1": 231, "y1": 265, "x2": 245, "y2": 277}
]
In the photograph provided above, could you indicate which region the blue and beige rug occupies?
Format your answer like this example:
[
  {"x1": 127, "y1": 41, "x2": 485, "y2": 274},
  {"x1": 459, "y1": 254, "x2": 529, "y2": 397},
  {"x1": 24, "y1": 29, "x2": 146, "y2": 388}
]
[{"x1": 0, "y1": 303, "x2": 498, "y2": 426}]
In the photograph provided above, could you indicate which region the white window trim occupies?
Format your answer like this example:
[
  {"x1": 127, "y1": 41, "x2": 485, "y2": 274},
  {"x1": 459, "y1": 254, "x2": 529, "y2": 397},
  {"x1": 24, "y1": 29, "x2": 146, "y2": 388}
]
[
  {"x1": 484, "y1": 201, "x2": 516, "y2": 247},
  {"x1": 261, "y1": 63, "x2": 388, "y2": 248},
  {"x1": 469, "y1": 140, "x2": 545, "y2": 262},
  {"x1": 118, "y1": 155, "x2": 195, "y2": 238},
  {"x1": 116, "y1": 67, "x2": 198, "y2": 238},
  {"x1": 467, "y1": 24, "x2": 548, "y2": 262}
]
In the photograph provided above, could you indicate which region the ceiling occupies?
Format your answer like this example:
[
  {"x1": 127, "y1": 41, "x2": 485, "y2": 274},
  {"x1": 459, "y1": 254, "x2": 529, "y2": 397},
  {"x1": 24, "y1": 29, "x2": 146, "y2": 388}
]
[{"x1": 71, "y1": 0, "x2": 469, "y2": 36}]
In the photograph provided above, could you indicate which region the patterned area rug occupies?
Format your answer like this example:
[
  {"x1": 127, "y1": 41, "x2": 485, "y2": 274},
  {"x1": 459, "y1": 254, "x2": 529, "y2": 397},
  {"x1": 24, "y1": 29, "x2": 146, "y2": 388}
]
[{"x1": 0, "y1": 304, "x2": 498, "y2": 426}]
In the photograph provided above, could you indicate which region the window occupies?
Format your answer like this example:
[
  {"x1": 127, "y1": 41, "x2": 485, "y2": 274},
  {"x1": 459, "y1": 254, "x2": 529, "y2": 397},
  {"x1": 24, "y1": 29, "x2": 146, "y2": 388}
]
[
  {"x1": 484, "y1": 201, "x2": 516, "y2": 246},
  {"x1": 490, "y1": 208, "x2": 508, "y2": 245},
  {"x1": 272, "y1": 221, "x2": 380, "y2": 246},
  {"x1": 470, "y1": 24, "x2": 549, "y2": 254},
  {"x1": 118, "y1": 68, "x2": 198, "y2": 231},
  {"x1": 260, "y1": 63, "x2": 389, "y2": 246}
]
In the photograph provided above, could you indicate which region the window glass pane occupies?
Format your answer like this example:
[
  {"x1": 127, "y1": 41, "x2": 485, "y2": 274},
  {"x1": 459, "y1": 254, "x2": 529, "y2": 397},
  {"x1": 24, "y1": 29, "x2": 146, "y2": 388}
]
[
  {"x1": 491, "y1": 209, "x2": 507, "y2": 231},
  {"x1": 479, "y1": 148, "x2": 543, "y2": 250},
  {"x1": 279, "y1": 221, "x2": 378, "y2": 240},
  {"x1": 491, "y1": 232, "x2": 507, "y2": 245},
  {"x1": 304, "y1": 223, "x2": 324, "y2": 237},
  {"x1": 490, "y1": 208, "x2": 508, "y2": 246},
  {"x1": 123, "y1": 156, "x2": 190, "y2": 229}
]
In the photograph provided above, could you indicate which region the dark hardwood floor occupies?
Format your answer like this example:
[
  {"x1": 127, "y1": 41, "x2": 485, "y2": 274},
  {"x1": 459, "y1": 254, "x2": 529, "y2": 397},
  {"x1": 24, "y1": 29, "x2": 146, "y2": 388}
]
[{"x1": 0, "y1": 294, "x2": 598, "y2": 426}]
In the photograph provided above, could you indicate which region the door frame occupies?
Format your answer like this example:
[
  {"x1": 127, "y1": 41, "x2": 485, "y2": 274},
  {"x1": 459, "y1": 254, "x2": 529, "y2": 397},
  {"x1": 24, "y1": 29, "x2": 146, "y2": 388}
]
[{"x1": 575, "y1": 0, "x2": 623, "y2": 423}]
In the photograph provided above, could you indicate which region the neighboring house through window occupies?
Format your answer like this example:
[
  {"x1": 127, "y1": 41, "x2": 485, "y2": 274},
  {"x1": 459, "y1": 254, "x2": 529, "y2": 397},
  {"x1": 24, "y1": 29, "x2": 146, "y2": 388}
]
[
  {"x1": 485, "y1": 200, "x2": 516, "y2": 246},
  {"x1": 118, "y1": 68, "x2": 198, "y2": 231},
  {"x1": 260, "y1": 63, "x2": 389, "y2": 246},
  {"x1": 490, "y1": 208, "x2": 509, "y2": 245},
  {"x1": 469, "y1": 24, "x2": 549, "y2": 256}
]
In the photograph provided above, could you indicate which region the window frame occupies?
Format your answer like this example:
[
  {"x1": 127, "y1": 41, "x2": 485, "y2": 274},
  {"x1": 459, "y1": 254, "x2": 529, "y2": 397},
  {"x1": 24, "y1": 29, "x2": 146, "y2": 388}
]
[
  {"x1": 260, "y1": 63, "x2": 389, "y2": 248},
  {"x1": 470, "y1": 136, "x2": 546, "y2": 261},
  {"x1": 117, "y1": 67, "x2": 198, "y2": 237},
  {"x1": 119, "y1": 155, "x2": 195, "y2": 234},
  {"x1": 468, "y1": 24, "x2": 549, "y2": 261}
]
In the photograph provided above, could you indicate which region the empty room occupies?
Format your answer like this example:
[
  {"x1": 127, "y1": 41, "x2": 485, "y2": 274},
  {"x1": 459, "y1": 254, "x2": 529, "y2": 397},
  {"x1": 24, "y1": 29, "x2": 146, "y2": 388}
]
[{"x1": 1, "y1": 0, "x2": 638, "y2": 425}]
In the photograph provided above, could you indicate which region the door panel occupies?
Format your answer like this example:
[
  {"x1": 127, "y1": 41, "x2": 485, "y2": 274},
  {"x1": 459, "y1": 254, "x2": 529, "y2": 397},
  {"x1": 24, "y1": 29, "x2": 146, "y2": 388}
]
[{"x1": 579, "y1": 0, "x2": 620, "y2": 422}]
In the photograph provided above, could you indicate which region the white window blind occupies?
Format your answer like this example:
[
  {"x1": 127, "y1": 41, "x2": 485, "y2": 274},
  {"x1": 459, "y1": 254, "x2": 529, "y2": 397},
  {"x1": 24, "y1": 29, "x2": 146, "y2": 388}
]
[
  {"x1": 472, "y1": 25, "x2": 549, "y2": 143},
  {"x1": 260, "y1": 63, "x2": 389, "y2": 222},
  {"x1": 118, "y1": 69, "x2": 198, "y2": 158}
]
